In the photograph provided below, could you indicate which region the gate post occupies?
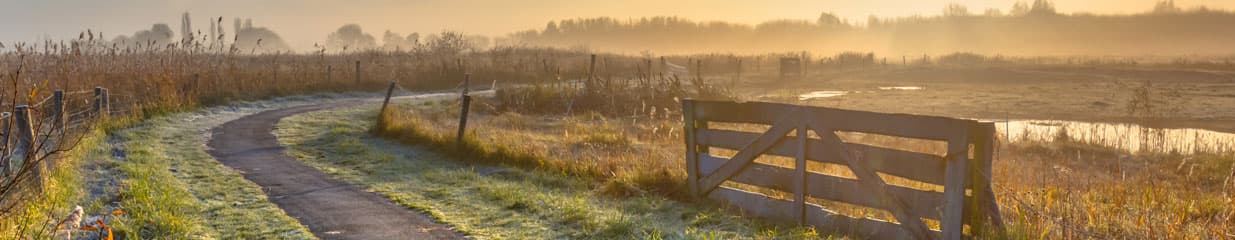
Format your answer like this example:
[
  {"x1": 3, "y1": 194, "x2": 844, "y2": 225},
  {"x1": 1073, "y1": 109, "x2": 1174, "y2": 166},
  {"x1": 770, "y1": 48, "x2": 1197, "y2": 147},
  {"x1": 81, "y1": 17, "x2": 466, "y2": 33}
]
[
  {"x1": 942, "y1": 128, "x2": 970, "y2": 240},
  {"x1": 682, "y1": 100, "x2": 700, "y2": 197}
]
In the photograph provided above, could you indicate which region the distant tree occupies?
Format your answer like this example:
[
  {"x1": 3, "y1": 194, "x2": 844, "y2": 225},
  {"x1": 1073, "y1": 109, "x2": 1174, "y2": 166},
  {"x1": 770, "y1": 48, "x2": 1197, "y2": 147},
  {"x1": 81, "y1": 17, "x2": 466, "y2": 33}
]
[
  {"x1": 426, "y1": 31, "x2": 472, "y2": 54},
  {"x1": 232, "y1": 18, "x2": 292, "y2": 53},
  {"x1": 113, "y1": 24, "x2": 174, "y2": 47},
  {"x1": 816, "y1": 12, "x2": 844, "y2": 27},
  {"x1": 544, "y1": 21, "x2": 560, "y2": 35},
  {"x1": 984, "y1": 8, "x2": 1004, "y2": 17},
  {"x1": 1028, "y1": 0, "x2": 1057, "y2": 16},
  {"x1": 406, "y1": 33, "x2": 420, "y2": 46},
  {"x1": 381, "y1": 30, "x2": 420, "y2": 50},
  {"x1": 1153, "y1": 0, "x2": 1182, "y2": 14},
  {"x1": 466, "y1": 34, "x2": 491, "y2": 50},
  {"x1": 1010, "y1": 1, "x2": 1031, "y2": 16},
  {"x1": 943, "y1": 4, "x2": 971, "y2": 17},
  {"x1": 326, "y1": 24, "x2": 377, "y2": 51}
]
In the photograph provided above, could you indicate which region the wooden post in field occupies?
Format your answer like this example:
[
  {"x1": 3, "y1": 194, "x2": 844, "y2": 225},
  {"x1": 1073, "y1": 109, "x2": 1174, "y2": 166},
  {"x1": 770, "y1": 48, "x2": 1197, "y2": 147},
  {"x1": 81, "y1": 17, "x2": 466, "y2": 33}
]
[
  {"x1": 695, "y1": 60, "x2": 703, "y2": 83},
  {"x1": 0, "y1": 112, "x2": 10, "y2": 175},
  {"x1": 93, "y1": 87, "x2": 109, "y2": 118},
  {"x1": 380, "y1": 81, "x2": 397, "y2": 117},
  {"x1": 587, "y1": 54, "x2": 597, "y2": 92},
  {"x1": 734, "y1": 59, "x2": 742, "y2": 88},
  {"x1": 13, "y1": 106, "x2": 34, "y2": 176},
  {"x1": 327, "y1": 65, "x2": 333, "y2": 84},
  {"x1": 456, "y1": 74, "x2": 472, "y2": 147},
  {"x1": 52, "y1": 90, "x2": 65, "y2": 131},
  {"x1": 102, "y1": 88, "x2": 111, "y2": 117},
  {"x1": 355, "y1": 60, "x2": 362, "y2": 86}
]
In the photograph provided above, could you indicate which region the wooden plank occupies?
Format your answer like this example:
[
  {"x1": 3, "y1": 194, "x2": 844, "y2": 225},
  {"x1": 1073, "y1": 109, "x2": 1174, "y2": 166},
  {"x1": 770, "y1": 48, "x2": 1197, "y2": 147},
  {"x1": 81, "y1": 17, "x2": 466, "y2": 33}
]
[
  {"x1": 807, "y1": 107, "x2": 973, "y2": 141},
  {"x1": 696, "y1": 117, "x2": 798, "y2": 195},
  {"x1": 709, "y1": 186, "x2": 940, "y2": 239},
  {"x1": 698, "y1": 154, "x2": 956, "y2": 220},
  {"x1": 689, "y1": 100, "x2": 973, "y2": 140},
  {"x1": 941, "y1": 131, "x2": 970, "y2": 240},
  {"x1": 691, "y1": 100, "x2": 795, "y2": 125},
  {"x1": 683, "y1": 100, "x2": 701, "y2": 197},
  {"x1": 697, "y1": 128, "x2": 947, "y2": 185},
  {"x1": 814, "y1": 129, "x2": 935, "y2": 240}
]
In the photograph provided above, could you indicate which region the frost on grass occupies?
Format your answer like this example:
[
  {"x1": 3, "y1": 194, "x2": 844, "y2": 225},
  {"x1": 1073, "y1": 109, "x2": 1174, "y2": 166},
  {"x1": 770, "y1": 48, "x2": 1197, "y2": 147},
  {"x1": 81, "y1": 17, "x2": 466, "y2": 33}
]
[
  {"x1": 275, "y1": 105, "x2": 824, "y2": 239},
  {"x1": 76, "y1": 92, "x2": 379, "y2": 239}
]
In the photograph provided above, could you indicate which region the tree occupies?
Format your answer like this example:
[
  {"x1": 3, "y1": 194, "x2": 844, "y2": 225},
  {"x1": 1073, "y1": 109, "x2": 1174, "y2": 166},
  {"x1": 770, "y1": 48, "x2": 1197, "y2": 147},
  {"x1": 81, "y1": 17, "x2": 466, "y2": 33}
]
[
  {"x1": 1010, "y1": 1, "x2": 1031, "y2": 16},
  {"x1": 426, "y1": 31, "x2": 472, "y2": 54},
  {"x1": 943, "y1": 4, "x2": 970, "y2": 17},
  {"x1": 326, "y1": 24, "x2": 377, "y2": 51},
  {"x1": 816, "y1": 12, "x2": 844, "y2": 27},
  {"x1": 984, "y1": 8, "x2": 1004, "y2": 17},
  {"x1": 1153, "y1": 0, "x2": 1182, "y2": 14},
  {"x1": 113, "y1": 24, "x2": 174, "y2": 47},
  {"x1": 544, "y1": 21, "x2": 560, "y2": 35},
  {"x1": 1028, "y1": 0, "x2": 1057, "y2": 16}
]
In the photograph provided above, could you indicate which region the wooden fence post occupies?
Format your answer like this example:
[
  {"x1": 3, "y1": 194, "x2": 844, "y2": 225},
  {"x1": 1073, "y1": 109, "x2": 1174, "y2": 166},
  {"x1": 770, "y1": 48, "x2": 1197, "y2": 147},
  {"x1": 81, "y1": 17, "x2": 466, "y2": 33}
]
[
  {"x1": 587, "y1": 54, "x2": 596, "y2": 92},
  {"x1": 456, "y1": 74, "x2": 472, "y2": 147},
  {"x1": 102, "y1": 88, "x2": 110, "y2": 118},
  {"x1": 52, "y1": 90, "x2": 65, "y2": 131},
  {"x1": 0, "y1": 112, "x2": 9, "y2": 175},
  {"x1": 942, "y1": 130, "x2": 970, "y2": 240},
  {"x1": 380, "y1": 81, "x2": 397, "y2": 117},
  {"x1": 970, "y1": 123, "x2": 1005, "y2": 236},
  {"x1": 13, "y1": 106, "x2": 35, "y2": 177},
  {"x1": 734, "y1": 59, "x2": 742, "y2": 88},
  {"x1": 93, "y1": 87, "x2": 102, "y2": 113},
  {"x1": 327, "y1": 65, "x2": 333, "y2": 84},
  {"x1": 682, "y1": 100, "x2": 700, "y2": 197},
  {"x1": 355, "y1": 60, "x2": 362, "y2": 86}
]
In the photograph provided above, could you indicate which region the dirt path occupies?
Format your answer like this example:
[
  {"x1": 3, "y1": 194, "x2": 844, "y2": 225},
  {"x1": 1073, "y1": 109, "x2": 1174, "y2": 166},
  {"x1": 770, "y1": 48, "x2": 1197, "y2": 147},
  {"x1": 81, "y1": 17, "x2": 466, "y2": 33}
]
[{"x1": 206, "y1": 99, "x2": 466, "y2": 240}]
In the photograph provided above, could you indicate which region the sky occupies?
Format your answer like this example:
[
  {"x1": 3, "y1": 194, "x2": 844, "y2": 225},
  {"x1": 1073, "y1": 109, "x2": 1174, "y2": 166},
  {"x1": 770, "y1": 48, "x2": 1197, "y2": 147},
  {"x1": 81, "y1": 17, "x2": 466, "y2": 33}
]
[{"x1": 1, "y1": 0, "x2": 1231, "y2": 50}]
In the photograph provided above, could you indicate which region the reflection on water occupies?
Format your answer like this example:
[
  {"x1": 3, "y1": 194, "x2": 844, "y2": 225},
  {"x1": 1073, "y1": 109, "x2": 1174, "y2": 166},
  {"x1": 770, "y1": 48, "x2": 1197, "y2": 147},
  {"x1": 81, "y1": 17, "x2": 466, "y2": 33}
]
[
  {"x1": 798, "y1": 91, "x2": 847, "y2": 100},
  {"x1": 994, "y1": 120, "x2": 1235, "y2": 154},
  {"x1": 878, "y1": 86, "x2": 923, "y2": 90}
]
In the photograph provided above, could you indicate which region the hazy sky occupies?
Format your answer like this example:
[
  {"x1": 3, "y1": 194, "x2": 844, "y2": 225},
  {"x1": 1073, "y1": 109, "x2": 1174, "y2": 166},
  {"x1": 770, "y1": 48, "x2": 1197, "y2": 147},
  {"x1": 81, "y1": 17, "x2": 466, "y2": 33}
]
[{"x1": 2, "y1": 0, "x2": 1230, "y2": 50}]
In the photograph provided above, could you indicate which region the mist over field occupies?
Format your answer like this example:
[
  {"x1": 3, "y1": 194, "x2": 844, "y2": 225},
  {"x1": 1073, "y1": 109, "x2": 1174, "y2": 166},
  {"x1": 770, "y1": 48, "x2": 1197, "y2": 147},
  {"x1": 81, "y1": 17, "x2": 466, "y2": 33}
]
[
  {"x1": 5, "y1": 0, "x2": 1235, "y2": 57},
  {"x1": 510, "y1": 2, "x2": 1235, "y2": 55}
]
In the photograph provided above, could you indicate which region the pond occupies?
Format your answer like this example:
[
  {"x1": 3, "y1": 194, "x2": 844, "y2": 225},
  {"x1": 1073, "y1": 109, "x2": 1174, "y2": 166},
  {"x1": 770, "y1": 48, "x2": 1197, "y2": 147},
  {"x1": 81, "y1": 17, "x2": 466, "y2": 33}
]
[{"x1": 993, "y1": 119, "x2": 1235, "y2": 154}]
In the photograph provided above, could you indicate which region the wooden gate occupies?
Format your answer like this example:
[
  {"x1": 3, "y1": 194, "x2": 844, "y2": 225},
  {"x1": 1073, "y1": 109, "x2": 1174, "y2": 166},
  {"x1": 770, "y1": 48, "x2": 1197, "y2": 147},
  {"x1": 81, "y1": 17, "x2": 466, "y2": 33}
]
[{"x1": 682, "y1": 100, "x2": 1003, "y2": 239}]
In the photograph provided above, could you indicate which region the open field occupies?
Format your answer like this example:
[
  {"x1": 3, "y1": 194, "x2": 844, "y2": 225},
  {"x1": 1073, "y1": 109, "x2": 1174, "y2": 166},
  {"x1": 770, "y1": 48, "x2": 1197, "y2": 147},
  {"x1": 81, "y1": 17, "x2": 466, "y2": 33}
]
[{"x1": 745, "y1": 65, "x2": 1235, "y2": 133}]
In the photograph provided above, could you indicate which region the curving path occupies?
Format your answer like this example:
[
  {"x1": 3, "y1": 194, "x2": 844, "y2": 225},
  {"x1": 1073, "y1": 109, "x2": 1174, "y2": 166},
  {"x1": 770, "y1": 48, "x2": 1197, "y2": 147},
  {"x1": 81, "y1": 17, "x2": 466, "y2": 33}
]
[{"x1": 205, "y1": 98, "x2": 467, "y2": 240}]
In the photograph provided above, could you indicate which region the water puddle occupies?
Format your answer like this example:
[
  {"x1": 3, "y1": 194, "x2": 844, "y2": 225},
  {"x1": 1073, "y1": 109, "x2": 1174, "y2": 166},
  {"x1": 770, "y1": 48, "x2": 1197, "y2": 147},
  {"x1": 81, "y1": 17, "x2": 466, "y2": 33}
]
[
  {"x1": 798, "y1": 91, "x2": 848, "y2": 100},
  {"x1": 878, "y1": 86, "x2": 923, "y2": 90},
  {"x1": 991, "y1": 119, "x2": 1235, "y2": 154}
]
